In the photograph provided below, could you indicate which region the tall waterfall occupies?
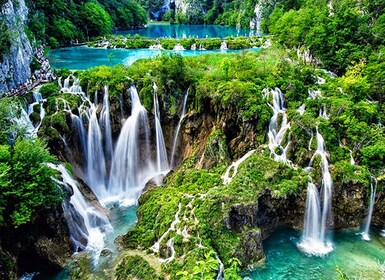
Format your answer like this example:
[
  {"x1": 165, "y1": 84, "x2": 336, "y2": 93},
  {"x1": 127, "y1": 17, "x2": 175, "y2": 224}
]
[
  {"x1": 56, "y1": 78, "x2": 173, "y2": 260},
  {"x1": 361, "y1": 177, "x2": 377, "y2": 241},
  {"x1": 87, "y1": 108, "x2": 108, "y2": 200},
  {"x1": 299, "y1": 128, "x2": 333, "y2": 256},
  {"x1": 49, "y1": 164, "x2": 112, "y2": 256},
  {"x1": 266, "y1": 88, "x2": 292, "y2": 166},
  {"x1": 99, "y1": 86, "x2": 113, "y2": 162},
  {"x1": 108, "y1": 85, "x2": 152, "y2": 204},
  {"x1": 153, "y1": 83, "x2": 169, "y2": 173},
  {"x1": 170, "y1": 88, "x2": 189, "y2": 169}
]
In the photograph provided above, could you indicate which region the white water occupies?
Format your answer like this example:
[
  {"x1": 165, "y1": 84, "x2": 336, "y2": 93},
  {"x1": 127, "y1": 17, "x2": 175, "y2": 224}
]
[
  {"x1": 297, "y1": 104, "x2": 306, "y2": 115},
  {"x1": 299, "y1": 128, "x2": 333, "y2": 256},
  {"x1": 153, "y1": 83, "x2": 169, "y2": 173},
  {"x1": 170, "y1": 88, "x2": 189, "y2": 169},
  {"x1": 54, "y1": 79, "x2": 173, "y2": 263},
  {"x1": 222, "y1": 150, "x2": 256, "y2": 185},
  {"x1": 266, "y1": 88, "x2": 292, "y2": 166},
  {"x1": 220, "y1": 41, "x2": 228, "y2": 50},
  {"x1": 361, "y1": 177, "x2": 377, "y2": 241},
  {"x1": 99, "y1": 86, "x2": 113, "y2": 162},
  {"x1": 108, "y1": 85, "x2": 154, "y2": 203},
  {"x1": 87, "y1": 108, "x2": 108, "y2": 200},
  {"x1": 152, "y1": 203, "x2": 182, "y2": 254},
  {"x1": 215, "y1": 252, "x2": 225, "y2": 280},
  {"x1": 349, "y1": 149, "x2": 355, "y2": 165},
  {"x1": 49, "y1": 164, "x2": 112, "y2": 258},
  {"x1": 319, "y1": 105, "x2": 329, "y2": 120}
]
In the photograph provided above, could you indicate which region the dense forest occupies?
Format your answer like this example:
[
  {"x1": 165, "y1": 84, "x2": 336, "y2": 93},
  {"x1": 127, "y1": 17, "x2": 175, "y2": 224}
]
[
  {"x1": 138, "y1": 0, "x2": 258, "y2": 27},
  {"x1": 26, "y1": 0, "x2": 147, "y2": 46}
]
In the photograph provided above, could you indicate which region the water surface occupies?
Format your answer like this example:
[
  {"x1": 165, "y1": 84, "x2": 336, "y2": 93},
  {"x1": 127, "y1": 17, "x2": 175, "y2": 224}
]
[
  {"x1": 47, "y1": 46, "x2": 259, "y2": 70},
  {"x1": 115, "y1": 23, "x2": 255, "y2": 38},
  {"x1": 248, "y1": 228, "x2": 385, "y2": 280}
]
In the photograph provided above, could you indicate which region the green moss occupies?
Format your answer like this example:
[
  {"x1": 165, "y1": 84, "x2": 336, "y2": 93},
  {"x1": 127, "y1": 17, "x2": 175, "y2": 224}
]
[{"x1": 115, "y1": 255, "x2": 162, "y2": 280}]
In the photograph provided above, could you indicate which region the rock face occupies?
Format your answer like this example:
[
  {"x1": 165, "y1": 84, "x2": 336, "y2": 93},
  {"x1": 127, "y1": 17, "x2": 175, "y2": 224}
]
[
  {"x1": 0, "y1": 206, "x2": 72, "y2": 276},
  {"x1": 0, "y1": 0, "x2": 33, "y2": 95}
]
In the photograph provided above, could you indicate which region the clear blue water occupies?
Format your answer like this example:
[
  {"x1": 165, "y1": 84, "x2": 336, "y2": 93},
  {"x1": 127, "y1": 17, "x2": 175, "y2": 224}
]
[
  {"x1": 247, "y1": 228, "x2": 385, "y2": 280},
  {"x1": 114, "y1": 23, "x2": 255, "y2": 38},
  {"x1": 47, "y1": 46, "x2": 259, "y2": 70}
]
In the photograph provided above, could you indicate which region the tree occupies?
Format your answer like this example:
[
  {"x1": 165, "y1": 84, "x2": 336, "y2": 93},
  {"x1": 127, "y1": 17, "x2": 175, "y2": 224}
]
[
  {"x1": 0, "y1": 139, "x2": 63, "y2": 227},
  {"x1": 53, "y1": 18, "x2": 78, "y2": 45},
  {"x1": 80, "y1": 1, "x2": 113, "y2": 38}
]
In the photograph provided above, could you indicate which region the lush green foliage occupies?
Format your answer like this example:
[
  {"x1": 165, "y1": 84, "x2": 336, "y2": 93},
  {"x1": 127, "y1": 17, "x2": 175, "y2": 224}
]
[
  {"x1": 115, "y1": 255, "x2": 162, "y2": 280},
  {"x1": 264, "y1": 0, "x2": 385, "y2": 75},
  {"x1": 26, "y1": 0, "x2": 147, "y2": 46},
  {"x1": 40, "y1": 44, "x2": 385, "y2": 278},
  {"x1": 0, "y1": 98, "x2": 63, "y2": 228},
  {"x1": 89, "y1": 35, "x2": 264, "y2": 50}
]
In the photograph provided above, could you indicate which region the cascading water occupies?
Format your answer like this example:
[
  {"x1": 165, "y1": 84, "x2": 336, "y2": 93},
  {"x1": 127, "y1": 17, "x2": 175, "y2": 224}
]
[
  {"x1": 222, "y1": 150, "x2": 256, "y2": 185},
  {"x1": 48, "y1": 164, "x2": 112, "y2": 258},
  {"x1": 87, "y1": 108, "x2": 108, "y2": 200},
  {"x1": 361, "y1": 177, "x2": 377, "y2": 241},
  {"x1": 299, "y1": 128, "x2": 333, "y2": 256},
  {"x1": 99, "y1": 86, "x2": 113, "y2": 162},
  {"x1": 266, "y1": 88, "x2": 292, "y2": 166},
  {"x1": 108, "y1": 85, "x2": 153, "y2": 204},
  {"x1": 170, "y1": 88, "x2": 189, "y2": 169},
  {"x1": 153, "y1": 83, "x2": 169, "y2": 173}
]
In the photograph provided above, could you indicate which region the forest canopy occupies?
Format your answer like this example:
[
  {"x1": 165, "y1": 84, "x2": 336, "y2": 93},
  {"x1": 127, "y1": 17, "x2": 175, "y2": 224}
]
[{"x1": 26, "y1": 0, "x2": 148, "y2": 46}]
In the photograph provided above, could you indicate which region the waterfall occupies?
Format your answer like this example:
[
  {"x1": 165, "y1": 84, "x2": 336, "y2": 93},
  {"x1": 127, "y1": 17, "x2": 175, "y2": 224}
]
[
  {"x1": 302, "y1": 182, "x2": 321, "y2": 247},
  {"x1": 222, "y1": 150, "x2": 256, "y2": 185},
  {"x1": 220, "y1": 41, "x2": 228, "y2": 50},
  {"x1": 29, "y1": 91, "x2": 46, "y2": 134},
  {"x1": 153, "y1": 83, "x2": 169, "y2": 173},
  {"x1": 71, "y1": 114, "x2": 87, "y2": 160},
  {"x1": 170, "y1": 88, "x2": 189, "y2": 169},
  {"x1": 119, "y1": 92, "x2": 125, "y2": 123},
  {"x1": 266, "y1": 88, "x2": 292, "y2": 166},
  {"x1": 108, "y1": 85, "x2": 152, "y2": 204},
  {"x1": 361, "y1": 177, "x2": 377, "y2": 241},
  {"x1": 99, "y1": 86, "x2": 113, "y2": 162},
  {"x1": 299, "y1": 128, "x2": 333, "y2": 256},
  {"x1": 11, "y1": 91, "x2": 45, "y2": 140},
  {"x1": 48, "y1": 164, "x2": 112, "y2": 256},
  {"x1": 349, "y1": 149, "x2": 355, "y2": 165},
  {"x1": 87, "y1": 108, "x2": 108, "y2": 200},
  {"x1": 297, "y1": 104, "x2": 306, "y2": 115}
]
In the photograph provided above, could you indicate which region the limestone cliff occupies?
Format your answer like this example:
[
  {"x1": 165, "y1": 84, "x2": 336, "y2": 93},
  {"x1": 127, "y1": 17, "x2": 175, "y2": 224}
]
[{"x1": 0, "y1": 0, "x2": 33, "y2": 95}]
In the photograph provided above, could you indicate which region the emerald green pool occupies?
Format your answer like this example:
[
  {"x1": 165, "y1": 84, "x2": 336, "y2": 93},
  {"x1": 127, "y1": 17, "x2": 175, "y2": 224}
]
[{"x1": 247, "y1": 228, "x2": 385, "y2": 280}]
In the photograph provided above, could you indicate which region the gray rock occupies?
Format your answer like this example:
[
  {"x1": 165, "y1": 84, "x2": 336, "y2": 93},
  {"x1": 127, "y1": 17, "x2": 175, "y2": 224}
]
[{"x1": 0, "y1": 0, "x2": 33, "y2": 94}]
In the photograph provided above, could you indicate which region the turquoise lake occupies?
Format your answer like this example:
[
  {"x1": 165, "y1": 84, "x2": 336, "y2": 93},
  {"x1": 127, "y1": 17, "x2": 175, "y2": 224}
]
[
  {"x1": 114, "y1": 23, "x2": 255, "y2": 38},
  {"x1": 248, "y1": 228, "x2": 385, "y2": 280},
  {"x1": 47, "y1": 46, "x2": 259, "y2": 70}
]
